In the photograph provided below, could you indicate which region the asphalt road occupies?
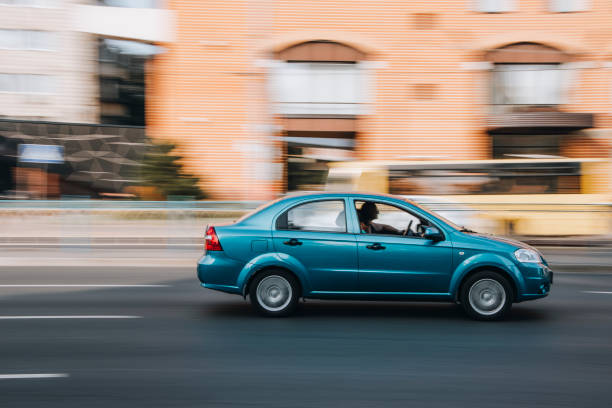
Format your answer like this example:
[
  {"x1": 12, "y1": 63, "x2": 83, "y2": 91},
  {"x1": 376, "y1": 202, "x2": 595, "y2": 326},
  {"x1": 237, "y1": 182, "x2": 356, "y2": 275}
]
[{"x1": 1, "y1": 262, "x2": 612, "y2": 408}]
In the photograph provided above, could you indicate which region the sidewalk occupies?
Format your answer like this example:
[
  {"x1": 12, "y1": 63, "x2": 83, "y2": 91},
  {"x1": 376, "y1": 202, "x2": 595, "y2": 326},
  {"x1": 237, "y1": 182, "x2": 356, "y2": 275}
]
[
  {"x1": 0, "y1": 213, "x2": 611, "y2": 270},
  {"x1": 1, "y1": 238, "x2": 610, "y2": 272},
  {"x1": 0, "y1": 247, "x2": 199, "y2": 267},
  {"x1": 519, "y1": 236, "x2": 612, "y2": 247},
  {"x1": 1, "y1": 214, "x2": 611, "y2": 246}
]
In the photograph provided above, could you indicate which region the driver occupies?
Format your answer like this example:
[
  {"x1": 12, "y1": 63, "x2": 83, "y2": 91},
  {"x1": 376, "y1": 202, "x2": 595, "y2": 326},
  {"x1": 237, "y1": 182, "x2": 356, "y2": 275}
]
[{"x1": 358, "y1": 202, "x2": 402, "y2": 235}]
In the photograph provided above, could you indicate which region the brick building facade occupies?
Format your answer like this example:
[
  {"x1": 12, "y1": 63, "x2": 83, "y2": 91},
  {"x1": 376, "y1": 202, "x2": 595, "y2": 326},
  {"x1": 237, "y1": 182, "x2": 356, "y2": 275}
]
[{"x1": 147, "y1": 0, "x2": 612, "y2": 199}]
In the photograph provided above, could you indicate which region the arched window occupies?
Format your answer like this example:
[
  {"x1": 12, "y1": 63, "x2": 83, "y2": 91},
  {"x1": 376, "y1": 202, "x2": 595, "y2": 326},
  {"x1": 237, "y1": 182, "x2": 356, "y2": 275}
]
[
  {"x1": 270, "y1": 41, "x2": 368, "y2": 116},
  {"x1": 487, "y1": 42, "x2": 569, "y2": 107}
]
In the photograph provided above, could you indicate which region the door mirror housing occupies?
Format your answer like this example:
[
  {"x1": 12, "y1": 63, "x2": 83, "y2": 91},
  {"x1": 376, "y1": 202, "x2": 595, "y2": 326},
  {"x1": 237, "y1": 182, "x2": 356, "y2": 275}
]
[{"x1": 423, "y1": 226, "x2": 443, "y2": 241}]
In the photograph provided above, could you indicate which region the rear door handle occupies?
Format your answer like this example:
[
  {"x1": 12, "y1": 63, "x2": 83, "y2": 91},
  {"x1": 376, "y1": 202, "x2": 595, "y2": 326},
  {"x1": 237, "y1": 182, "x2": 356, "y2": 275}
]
[
  {"x1": 366, "y1": 243, "x2": 385, "y2": 251},
  {"x1": 283, "y1": 238, "x2": 302, "y2": 246}
]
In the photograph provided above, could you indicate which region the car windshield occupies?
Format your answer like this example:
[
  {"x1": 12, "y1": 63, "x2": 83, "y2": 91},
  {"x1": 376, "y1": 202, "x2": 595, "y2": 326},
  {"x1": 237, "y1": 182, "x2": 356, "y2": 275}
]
[{"x1": 403, "y1": 198, "x2": 463, "y2": 231}]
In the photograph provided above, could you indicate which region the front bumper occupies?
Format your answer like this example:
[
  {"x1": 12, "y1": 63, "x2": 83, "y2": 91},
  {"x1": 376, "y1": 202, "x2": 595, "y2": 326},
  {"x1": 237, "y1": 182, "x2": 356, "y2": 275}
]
[{"x1": 519, "y1": 263, "x2": 553, "y2": 301}]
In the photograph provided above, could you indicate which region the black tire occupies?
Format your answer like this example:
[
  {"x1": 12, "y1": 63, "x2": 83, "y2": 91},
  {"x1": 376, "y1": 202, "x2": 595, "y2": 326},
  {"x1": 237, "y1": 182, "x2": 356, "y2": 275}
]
[
  {"x1": 249, "y1": 269, "x2": 299, "y2": 317},
  {"x1": 460, "y1": 271, "x2": 513, "y2": 321}
]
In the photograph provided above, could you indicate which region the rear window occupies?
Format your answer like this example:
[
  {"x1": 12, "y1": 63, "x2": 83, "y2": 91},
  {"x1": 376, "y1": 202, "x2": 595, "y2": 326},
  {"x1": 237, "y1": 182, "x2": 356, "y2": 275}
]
[{"x1": 276, "y1": 200, "x2": 346, "y2": 233}]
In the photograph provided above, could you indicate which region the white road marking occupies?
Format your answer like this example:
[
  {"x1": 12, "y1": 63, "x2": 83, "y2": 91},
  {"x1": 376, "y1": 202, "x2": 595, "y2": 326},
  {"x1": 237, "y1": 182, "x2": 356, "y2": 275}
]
[
  {"x1": 583, "y1": 291, "x2": 612, "y2": 294},
  {"x1": 0, "y1": 373, "x2": 69, "y2": 379},
  {"x1": 0, "y1": 315, "x2": 141, "y2": 320},
  {"x1": 0, "y1": 284, "x2": 170, "y2": 288}
]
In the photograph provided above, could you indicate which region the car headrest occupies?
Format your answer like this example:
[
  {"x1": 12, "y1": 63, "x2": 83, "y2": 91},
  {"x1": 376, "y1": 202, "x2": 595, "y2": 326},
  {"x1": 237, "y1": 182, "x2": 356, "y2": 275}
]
[{"x1": 335, "y1": 210, "x2": 346, "y2": 229}]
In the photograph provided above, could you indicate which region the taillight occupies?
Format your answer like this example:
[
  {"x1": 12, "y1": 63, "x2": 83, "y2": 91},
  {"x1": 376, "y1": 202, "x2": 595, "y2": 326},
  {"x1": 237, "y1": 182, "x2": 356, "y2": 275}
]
[{"x1": 205, "y1": 226, "x2": 222, "y2": 251}]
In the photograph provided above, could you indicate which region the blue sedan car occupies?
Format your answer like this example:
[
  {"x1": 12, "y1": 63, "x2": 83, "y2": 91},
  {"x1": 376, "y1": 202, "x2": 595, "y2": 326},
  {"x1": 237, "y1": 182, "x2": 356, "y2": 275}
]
[{"x1": 197, "y1": 192, "x2": 553, "y2": 320}]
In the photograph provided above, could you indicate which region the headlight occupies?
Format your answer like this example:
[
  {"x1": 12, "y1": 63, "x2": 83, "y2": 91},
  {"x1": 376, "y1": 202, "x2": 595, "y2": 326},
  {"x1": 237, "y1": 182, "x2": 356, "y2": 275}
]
[{"x1": 514, "y1": 248, "x2": 541, "y2": 263}]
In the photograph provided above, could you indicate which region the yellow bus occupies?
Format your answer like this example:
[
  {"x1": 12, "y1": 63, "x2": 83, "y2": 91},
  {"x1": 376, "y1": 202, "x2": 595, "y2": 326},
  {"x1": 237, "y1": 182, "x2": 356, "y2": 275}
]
[{"x1": 326, "y1": 158, "x2": 612, "y2": 236}]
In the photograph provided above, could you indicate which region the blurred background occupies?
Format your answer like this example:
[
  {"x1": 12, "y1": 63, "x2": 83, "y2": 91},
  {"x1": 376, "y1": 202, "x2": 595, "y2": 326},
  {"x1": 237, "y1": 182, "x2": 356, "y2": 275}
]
[
  {"x1": 2, "y1": 2, "x2": 612, "y2": 407},
  {"x1": 1, "y1": 0, "x2": 611, "y2": 240}
]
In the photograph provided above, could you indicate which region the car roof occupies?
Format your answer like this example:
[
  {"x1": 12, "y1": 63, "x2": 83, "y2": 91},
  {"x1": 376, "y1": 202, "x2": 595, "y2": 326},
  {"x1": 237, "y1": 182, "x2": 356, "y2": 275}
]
[
  {"x1": 281, "y1": 191, "x2": 406, "y2": 201},
  {"x1": 236, "y1": 191, "x2": 417, "y2": 226}
]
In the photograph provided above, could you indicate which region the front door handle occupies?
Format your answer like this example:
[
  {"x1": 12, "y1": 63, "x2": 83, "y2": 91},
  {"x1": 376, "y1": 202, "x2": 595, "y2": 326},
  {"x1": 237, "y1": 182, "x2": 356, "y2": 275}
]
[
  {"x1": 283, "y1": 238, "x2": 302, "y2": 246},
  {"x1": 366, "y1": 243, "x2": 386, "y2": 251}
]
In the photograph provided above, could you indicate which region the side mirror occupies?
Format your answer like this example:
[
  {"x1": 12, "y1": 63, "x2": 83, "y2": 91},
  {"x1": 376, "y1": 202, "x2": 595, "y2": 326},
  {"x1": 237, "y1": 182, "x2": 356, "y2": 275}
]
[{"x1": 423, "y1": 226, "x2": 443, "y2": 242}]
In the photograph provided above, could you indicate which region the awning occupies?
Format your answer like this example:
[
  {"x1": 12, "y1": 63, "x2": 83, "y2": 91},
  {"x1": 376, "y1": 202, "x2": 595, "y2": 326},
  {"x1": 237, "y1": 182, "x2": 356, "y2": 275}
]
[{"x1": 487, "y1": 111, "x2": 594, "y2": 132}]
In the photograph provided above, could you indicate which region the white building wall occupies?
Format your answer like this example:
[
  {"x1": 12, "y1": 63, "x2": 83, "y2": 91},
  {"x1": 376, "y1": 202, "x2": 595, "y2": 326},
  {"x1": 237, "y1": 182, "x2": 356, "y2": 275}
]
[{"x1": 0, "y1": 0, "x2": 99, "y2": 122}]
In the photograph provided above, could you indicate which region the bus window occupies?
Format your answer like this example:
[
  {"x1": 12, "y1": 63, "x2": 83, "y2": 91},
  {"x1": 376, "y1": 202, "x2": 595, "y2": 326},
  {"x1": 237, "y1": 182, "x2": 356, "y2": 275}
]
[{"x1": 388, "y1": 161, "x2": 582, "y2": 195}]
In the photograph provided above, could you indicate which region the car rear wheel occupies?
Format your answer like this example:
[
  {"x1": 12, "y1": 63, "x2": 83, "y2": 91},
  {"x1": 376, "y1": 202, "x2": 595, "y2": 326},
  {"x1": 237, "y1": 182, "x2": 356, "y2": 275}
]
[
  {"x1": 249, "y1": 270, "x2": 299, "y2": 317},
  {"x1": 460, "y1": 271, "x2": 513, "y2": 321}
]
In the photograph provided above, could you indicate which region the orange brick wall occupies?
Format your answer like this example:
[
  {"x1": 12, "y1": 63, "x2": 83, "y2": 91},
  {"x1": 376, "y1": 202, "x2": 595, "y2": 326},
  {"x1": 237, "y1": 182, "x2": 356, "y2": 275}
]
[{"x1": 148, "y1": 0, "x2": 612, "y2": 199}]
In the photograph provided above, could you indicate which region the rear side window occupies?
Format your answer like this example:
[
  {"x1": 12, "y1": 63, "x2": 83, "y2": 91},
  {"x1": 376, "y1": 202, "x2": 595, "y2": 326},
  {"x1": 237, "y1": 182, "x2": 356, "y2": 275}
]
[{"x1": 276, "y1": 200, "x2": 346, "y2": 233}]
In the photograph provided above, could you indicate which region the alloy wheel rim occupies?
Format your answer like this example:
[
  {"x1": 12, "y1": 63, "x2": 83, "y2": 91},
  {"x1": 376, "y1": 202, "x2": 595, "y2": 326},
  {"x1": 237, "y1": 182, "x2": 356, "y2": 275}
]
[
  {"x1": 256, "y1": 275, "x2": 292, "y2": 312},
  {"x1": 468, "y1": 278, "x2": 506, "y2": 316}
]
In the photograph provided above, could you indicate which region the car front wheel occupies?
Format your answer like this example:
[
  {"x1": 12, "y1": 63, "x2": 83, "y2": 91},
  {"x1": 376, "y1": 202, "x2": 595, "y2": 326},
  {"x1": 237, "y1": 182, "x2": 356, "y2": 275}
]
[
  {"x1": 460, "y1": 271, "x2": 513, "y2": 321},
  {"x1": 249, "y1": 270, "x2": 299, "y2": 317}
]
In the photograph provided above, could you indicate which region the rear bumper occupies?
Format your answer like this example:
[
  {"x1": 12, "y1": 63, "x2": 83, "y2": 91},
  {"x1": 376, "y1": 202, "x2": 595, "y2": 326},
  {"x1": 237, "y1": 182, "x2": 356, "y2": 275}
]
[
  {"x1": 201, "y1": 282, "x2": 241, "y2": 294},
  {"x1": 197, "y1": 252, "x2": 244, "y2": 288}
]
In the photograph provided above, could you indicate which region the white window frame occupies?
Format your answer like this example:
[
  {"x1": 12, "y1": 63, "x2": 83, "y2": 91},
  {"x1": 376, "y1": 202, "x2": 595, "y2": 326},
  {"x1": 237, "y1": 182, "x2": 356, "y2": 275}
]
[
  {"x1": 30, "y1": 0, "x2": 54, "y2": 6},
  {"x1": 0, "y1": 73, "x2": 56, "y2": 94},
  {"x1": 0, "y1": 29, "x2": 55, "y2": 51},
  {"x1": 549, "y1": 0, "x2": 589, "y2": 13},
  {"x1": 103, "y1": 0, "x2": 161, "y2": 8},
  {"x1": 492, "y1": 64, "x2": 565, "y2": 106},
  {"x1": 0, "y1": 0, "x2": 57, "y2": 8},
  {"x1": 474, "y1": 0, "x2": 516, "y2": 13},
  {"x1": 270, "y1": 61, "x2": 369, "y2": 116}
]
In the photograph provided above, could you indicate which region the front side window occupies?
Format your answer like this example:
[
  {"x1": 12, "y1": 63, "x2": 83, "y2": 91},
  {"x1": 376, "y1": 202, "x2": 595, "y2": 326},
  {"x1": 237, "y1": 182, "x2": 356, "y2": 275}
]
[
  {"x1": 277, "y1": 200, "x2": 346, "y2": 233},
  {"x1": 355, "y1": 201, "x2": 432, "y2": 237},
  {"x1": 492, "y1": 64, "x2": 562, "y2": 106}
]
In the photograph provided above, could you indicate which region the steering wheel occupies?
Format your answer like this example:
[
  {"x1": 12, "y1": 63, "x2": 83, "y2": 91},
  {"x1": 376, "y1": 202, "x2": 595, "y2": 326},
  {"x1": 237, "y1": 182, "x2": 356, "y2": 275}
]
[
  {"x1": 416, "y1": 223, "x2": 426, "y2": 237},
  {"x1": 402, "y1": 220, "x2": 413, "y2": 236}
]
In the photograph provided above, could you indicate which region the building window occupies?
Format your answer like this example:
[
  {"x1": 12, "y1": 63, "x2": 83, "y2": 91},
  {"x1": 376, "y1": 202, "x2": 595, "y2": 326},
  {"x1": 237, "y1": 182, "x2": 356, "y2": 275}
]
[
  {"x1": 492, "y1": 64, "x2": 562, "y2": 106},
  {"x1": 474, "y1": 0, "x2": 516, "y2": 13},
  {"x1": 0, "y1": 0, "x2": 56, "y2": 7},
  {"x1": 492, "y1": 134, "x2": 562, "y2": 158},
  {"x1": 0, "y1": 74, "x2": 56, "y2": 93},
  {"x1": 100, "y1": 0, "x2": 161, "y2": 7},
  {"x1": 0, "y1": 30, "x2": 55, "y2": 51},
  {"x1": 271, "y1": 62, "x2": 367, "y2": 116},
  {"x1": 100, "y1": 78, "x2": 120, "y2": 101},
  {"x1": 549, "y1": 0, "x2": 588, "y2": 12},
  {"x1": 98, "y1": 39, "x2": 151, "y2": 126}
]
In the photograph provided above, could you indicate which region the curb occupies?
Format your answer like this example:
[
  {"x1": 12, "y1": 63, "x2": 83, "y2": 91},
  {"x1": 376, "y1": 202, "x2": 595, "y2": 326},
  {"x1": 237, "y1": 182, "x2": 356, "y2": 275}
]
[
  {"x1": 524, "y1": 240, "x2": 612, "y2": 248},
  {"x1": 0, "y1": 258, "x2": 197, "y2": 267},
  {"x1": 549, "y1": 264, "x2": 612, "y2": 273}
]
